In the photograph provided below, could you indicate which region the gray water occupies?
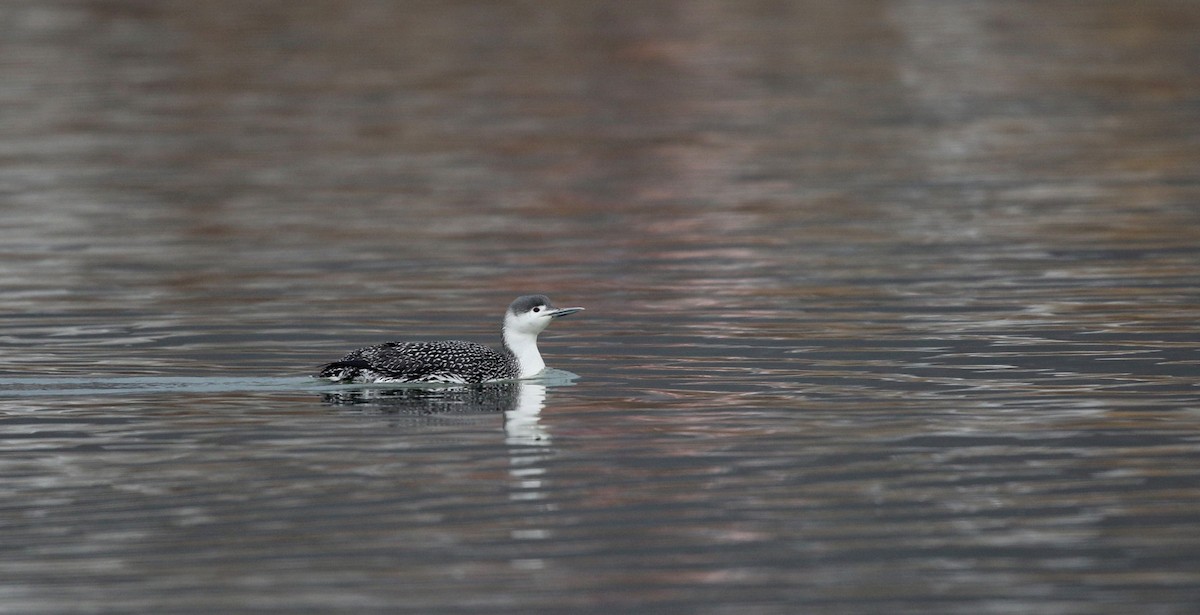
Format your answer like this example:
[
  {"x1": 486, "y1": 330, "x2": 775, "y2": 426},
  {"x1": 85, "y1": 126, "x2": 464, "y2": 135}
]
[{"x1": 3, "y1": 1, "x2": 1200, "y2": 613}]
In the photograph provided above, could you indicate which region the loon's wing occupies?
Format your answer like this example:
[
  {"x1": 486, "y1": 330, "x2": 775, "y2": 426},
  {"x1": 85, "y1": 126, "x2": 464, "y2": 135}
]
[{"x1": 319, "y1": 341, "x2": 504, "y2": 383}]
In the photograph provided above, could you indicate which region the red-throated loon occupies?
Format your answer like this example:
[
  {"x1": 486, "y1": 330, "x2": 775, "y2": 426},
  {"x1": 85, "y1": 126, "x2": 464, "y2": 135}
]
[{"x1": 318, "y1": 295, "x2": 583, "y2": 384}]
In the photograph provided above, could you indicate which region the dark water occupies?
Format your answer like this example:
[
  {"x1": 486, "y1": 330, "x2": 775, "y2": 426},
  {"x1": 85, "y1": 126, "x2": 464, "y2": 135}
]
[{"x1": 3, "y1": 1, "x2": 1200, "y2": 613}]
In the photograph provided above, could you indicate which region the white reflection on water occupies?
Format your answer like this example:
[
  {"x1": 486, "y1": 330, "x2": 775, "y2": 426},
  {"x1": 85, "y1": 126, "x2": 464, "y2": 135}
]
[{"x1": 506, "y1": 382, "x2": 549, "y2": 445}]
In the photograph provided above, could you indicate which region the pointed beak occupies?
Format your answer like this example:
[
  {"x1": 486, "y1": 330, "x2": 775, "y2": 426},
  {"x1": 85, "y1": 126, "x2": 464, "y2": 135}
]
[{"x1": 549, "y1": 306, "x2": 584, "y2": 318}]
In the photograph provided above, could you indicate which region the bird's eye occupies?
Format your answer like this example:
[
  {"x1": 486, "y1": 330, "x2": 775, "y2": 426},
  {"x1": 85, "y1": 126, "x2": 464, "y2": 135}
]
[{"x1": 532, "y1": 306, "x2": 542, "y2": 313}]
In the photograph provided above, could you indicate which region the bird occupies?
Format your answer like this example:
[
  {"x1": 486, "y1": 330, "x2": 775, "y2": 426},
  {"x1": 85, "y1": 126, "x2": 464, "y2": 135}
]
[{"x1": 317, "y1": 295, "x2": 583, "y2": 384}]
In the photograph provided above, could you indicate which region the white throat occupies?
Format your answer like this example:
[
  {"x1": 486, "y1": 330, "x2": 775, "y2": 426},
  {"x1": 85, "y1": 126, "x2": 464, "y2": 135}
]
[{"x1": 503, "y1": 326, "x2": 545, "y2": 378}]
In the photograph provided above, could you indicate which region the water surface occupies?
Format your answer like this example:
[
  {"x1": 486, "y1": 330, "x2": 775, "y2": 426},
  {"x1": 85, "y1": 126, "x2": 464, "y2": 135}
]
[{"x1": 2, "y1": 1, "x2": 1199, "y2": 613}]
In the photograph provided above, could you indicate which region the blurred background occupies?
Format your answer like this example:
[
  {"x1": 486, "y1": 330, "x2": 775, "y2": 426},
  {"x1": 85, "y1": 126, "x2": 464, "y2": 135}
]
[
  {"x1": 2, "y1": 1, "x2": 1199, "y2": 613},
  {"x1": 3, "y1": 0, "x2": 1195, "y2": 375}
]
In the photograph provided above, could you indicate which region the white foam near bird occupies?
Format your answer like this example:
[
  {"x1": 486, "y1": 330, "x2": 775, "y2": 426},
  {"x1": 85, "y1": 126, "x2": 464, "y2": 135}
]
[{"x1": 318, "y1": 295, "x2": 583, "y2": 384}]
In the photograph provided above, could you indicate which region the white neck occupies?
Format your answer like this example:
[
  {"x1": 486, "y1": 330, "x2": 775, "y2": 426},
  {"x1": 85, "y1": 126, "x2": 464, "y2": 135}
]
[{"x1": 503, "y1": 327, "x2": 545, "y2": 378}]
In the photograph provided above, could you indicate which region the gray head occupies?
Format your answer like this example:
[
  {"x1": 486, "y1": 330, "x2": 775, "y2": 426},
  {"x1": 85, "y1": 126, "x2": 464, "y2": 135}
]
[{"x1": 504, "y1": 295, "x2": 584, "y2": 335}]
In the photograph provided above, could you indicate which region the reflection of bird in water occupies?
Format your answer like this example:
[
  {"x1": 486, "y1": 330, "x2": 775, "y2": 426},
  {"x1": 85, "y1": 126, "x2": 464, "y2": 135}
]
[
  {"x1": 321, "y1": 382, "x2": 520, "y2": 415},
  {"x1": 322, "y1": 381, "x2": 552, "y2": 443},
  {"x1": 318, "y1": 295, "x2": 583, "y2": 384}
]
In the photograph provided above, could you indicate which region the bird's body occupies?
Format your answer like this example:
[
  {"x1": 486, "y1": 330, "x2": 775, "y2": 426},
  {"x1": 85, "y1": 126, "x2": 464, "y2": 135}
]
[
  {"x1": 318, "y1": 295, "x2": 582, "y2": 384},
  {"x1": 319, "y1": 340, "x2": 517, "y2": 384}
]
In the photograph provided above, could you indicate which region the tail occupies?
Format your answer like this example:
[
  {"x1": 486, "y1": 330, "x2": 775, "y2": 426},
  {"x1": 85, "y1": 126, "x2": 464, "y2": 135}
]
[{"x1": 317, "y1": 359, "x2": 373, "y2": 382}]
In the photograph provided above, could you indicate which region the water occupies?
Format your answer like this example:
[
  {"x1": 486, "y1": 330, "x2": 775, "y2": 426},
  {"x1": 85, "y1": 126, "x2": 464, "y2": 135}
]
[{"x1": 2, "y1": 1, "x2": 1200, "y2": 613}]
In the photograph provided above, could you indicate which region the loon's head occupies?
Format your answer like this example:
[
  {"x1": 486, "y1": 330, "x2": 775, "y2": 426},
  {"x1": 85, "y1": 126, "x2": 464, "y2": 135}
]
[{"x1": 503, "y1": 295, "x2": 584, "y2": 337}]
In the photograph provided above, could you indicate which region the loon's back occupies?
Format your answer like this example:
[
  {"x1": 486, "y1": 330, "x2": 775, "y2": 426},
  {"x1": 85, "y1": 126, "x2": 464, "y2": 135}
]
[{"x1": 319, "y1": 340, "x2": 518, "y2": 384}]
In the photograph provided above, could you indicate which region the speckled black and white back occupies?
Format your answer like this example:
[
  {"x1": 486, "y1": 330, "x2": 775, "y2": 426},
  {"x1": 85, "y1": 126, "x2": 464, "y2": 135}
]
[{"x1": 319, "y1": 340, "x2": 519, "y2": 384}]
